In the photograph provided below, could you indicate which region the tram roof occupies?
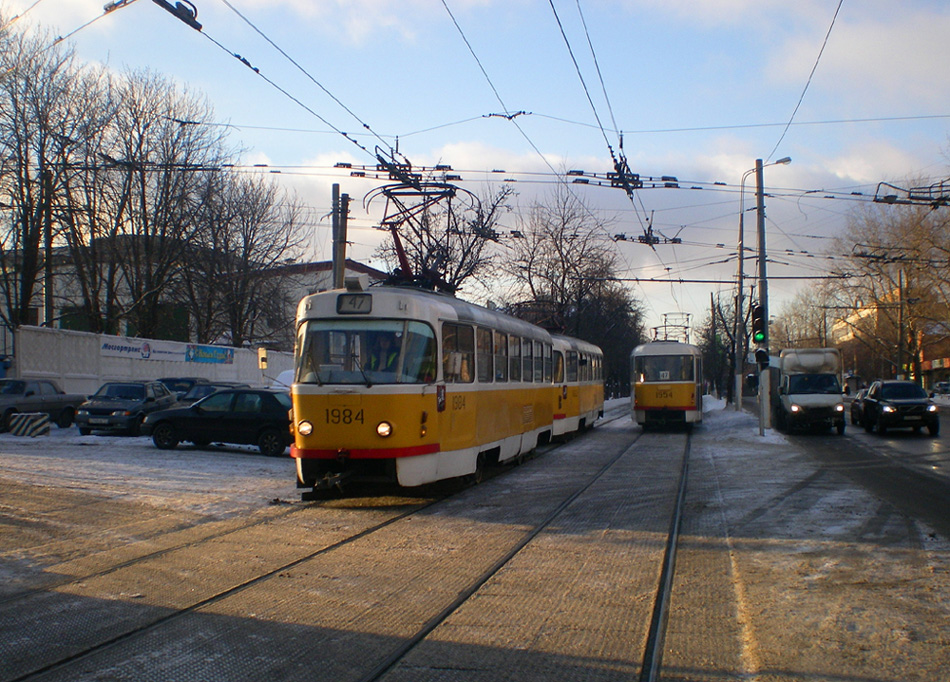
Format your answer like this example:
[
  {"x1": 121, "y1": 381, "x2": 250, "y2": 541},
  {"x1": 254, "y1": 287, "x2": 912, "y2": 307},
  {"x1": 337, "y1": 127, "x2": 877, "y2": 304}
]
[
  {"x1": 298, "y1": 285, "x2": 550, "y2": 338},
  {"x1": 630, "y1": 340, "x2": 702, "y2": 358}
]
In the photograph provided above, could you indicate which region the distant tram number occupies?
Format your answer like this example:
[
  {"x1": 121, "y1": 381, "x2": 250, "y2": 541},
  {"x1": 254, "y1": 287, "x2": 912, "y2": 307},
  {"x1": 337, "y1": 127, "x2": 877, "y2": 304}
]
[
  {"x1": 325, "y1": 408, "x2": 364, "y2": 425},
  {"x1": 452, "y1": 395, "x2": 466, "y2": 410},
  {"x1": 655, "y1": 388, "x2": 674, "y2": 399}
]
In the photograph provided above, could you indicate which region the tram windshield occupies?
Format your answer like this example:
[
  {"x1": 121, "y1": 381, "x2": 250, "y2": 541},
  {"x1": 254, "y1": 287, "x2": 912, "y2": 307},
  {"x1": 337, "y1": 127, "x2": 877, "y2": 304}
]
[
  {"x1": 296, "y1": 319, "x2": 436, "y2": 385},
  {"x1": 634, "y1": 355, "x2": 695, "y2": 382}
]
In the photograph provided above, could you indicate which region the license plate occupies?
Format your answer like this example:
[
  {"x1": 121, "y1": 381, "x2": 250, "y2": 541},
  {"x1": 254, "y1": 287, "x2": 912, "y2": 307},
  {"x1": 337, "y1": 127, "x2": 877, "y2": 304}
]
[
  {"x1": 904, "y1": 415, "x2": 921, "y2": 421},
  {"x1": 89, "y1": 418, "x2": 109, "y2": 425}
]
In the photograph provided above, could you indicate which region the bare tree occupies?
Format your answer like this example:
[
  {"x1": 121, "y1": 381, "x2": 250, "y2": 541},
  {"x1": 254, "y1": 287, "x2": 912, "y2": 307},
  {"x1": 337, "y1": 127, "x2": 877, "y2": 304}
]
[
  {"x1": 501, "y1": 184, "x2": 644, "y2": 394},
  {"x1": 0, "y1": 29, "x2": 78, "y2": 332},
  {"x1": 179, "y1": 171, "x2": 306, "y2": 348}
]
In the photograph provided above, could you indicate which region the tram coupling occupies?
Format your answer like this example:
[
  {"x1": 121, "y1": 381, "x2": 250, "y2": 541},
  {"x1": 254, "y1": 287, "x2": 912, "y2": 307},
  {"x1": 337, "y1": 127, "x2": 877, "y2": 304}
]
[{"x1": 300, "y1": 471, "x2": 354, "y2": 499}]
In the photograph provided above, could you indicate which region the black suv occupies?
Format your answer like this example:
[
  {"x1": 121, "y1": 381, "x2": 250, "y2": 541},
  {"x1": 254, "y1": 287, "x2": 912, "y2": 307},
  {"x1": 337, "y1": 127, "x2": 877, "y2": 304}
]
[{"x1": 861, "y1": 380, "x2": 939, "y2": 436}]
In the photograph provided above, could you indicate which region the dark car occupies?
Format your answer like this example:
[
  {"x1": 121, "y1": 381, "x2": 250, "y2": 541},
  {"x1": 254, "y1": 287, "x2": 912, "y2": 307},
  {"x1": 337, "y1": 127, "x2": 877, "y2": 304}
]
[
  {"x1": 849, "y1": 388, "x2": 868, "y2": 426},
  {"x1": 75, "y1": 381, "x2": 178, "y2": 435},
  {"x1": 177, "y1": 382, "x2": 249, "y2": 405},
  {"x1": 861, "y1": 380, "x2": 939, "y2": 436},
  {"x1": 158, "y1": 377, "x2": 210, "y2": 400},
  {"x1": 0, "y1": 379, "x2": 87, "y2": 430},
  {"x1": 141, "y1": 388, "x2": 293, "y2": 456}
]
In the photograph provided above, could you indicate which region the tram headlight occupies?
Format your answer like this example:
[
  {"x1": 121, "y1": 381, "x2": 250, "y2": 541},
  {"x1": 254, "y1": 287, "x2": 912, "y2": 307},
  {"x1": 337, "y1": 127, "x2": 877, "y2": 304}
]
[
  {"x1": 376, "y1": 421, "x2": 393, "y2": 438},
  {"x1": 790, "y1": 404, "x2": 802, "y2": 413},
  {"x1": 297, "y1": 420, "x2": 313, "y2": 436}
]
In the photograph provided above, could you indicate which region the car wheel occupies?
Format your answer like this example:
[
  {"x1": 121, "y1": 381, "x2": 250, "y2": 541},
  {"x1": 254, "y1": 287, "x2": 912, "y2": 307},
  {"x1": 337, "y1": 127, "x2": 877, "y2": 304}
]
[
  {"x1": 929, "y1": 421, "x2": 940, "y2": 437},
  {"x1": 258, "y1": 429, "x2": 286, "y2": 457},
  {"x1": 876, "y1": 418, "x2": 887, "y2": 435},
  {"x1": 864, "y1": 414, "x2": 874, "y2": 432},
  {"x1": 836, "y1": 421, "x2": 846, "y2": 435},
  {"x1": 56, "y1": 408, "x2": 75, "y2": 429},
  {"x1": 152, "y1": 422, "x2": 180, "y2": 450},
  {"x1": 2, "y1": 409, "x2": 16, "y2": 432},
  {"x1": 79, "y1": 427, "x2": 91, "y2": 436}
]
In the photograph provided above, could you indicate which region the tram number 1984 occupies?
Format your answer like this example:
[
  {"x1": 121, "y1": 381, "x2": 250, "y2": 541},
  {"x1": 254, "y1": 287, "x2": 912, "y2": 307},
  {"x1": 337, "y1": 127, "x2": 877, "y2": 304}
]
[{"x1": 325, "y1": 408, "x2": 364, "y2": 424}]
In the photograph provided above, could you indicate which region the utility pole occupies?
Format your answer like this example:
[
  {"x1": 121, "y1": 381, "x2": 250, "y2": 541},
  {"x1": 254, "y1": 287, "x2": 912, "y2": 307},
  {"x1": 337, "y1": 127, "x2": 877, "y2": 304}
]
[
  {"x1": 755, "y1": 158, "x2": 771, "y2": 433},
  {"x1": 331, "y1": 184, "x2": 350, "y2": 289}
]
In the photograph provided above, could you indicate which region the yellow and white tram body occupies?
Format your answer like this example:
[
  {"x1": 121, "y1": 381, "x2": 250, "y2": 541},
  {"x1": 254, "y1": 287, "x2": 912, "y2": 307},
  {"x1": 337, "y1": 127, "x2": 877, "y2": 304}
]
[
  {"x1": 551, "y1": 334, "x2": 605, "y2": 437},
  {"x1": 290, "y1": 283, "x2": 604, "y2": 489},
  {"x1": 630, "y1": 341, "x2": 703, "y2": 429}
]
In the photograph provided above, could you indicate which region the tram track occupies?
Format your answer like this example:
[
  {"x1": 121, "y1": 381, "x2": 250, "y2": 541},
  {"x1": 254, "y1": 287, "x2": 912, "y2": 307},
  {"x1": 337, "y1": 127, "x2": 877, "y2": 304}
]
[
  {"x1": 0, "y1": 404, "x2": 630, "y2": 613},
  {"x1": 4, "y1": 408, "x2": 695, "y2": 682}
]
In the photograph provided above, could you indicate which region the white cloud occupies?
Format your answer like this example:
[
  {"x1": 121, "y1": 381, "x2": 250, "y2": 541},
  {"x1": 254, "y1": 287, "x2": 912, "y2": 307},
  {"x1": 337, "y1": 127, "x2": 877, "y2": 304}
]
[{"x1": 767, "y1": 9, "x2": 950, "y2": 111}]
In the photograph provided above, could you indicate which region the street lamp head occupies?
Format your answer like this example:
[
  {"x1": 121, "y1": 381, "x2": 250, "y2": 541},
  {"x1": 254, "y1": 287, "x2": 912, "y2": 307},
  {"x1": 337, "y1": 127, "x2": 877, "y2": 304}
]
[{"x1": 775, "y1": 156, "x2": 792, "y2": 166}]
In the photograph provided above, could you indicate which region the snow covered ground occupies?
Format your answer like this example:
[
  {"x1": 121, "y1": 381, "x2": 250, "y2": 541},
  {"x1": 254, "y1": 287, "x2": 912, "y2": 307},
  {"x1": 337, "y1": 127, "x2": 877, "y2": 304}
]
[{"x1": 0, "y1": 428, "x2": 300, "y2": 518}]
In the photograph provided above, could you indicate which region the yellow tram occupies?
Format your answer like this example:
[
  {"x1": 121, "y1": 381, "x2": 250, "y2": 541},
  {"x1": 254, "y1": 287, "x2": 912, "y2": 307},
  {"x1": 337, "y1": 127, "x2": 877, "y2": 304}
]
[
  {"x1": 630, "y1": 340, "x2": 703, "y2": 429},
  {"x1": 551, "y1": 334, "x2": 605, "y2": 437},
  {"x1": 290, "y1": 281, "x2": 605, "y2": 491}
]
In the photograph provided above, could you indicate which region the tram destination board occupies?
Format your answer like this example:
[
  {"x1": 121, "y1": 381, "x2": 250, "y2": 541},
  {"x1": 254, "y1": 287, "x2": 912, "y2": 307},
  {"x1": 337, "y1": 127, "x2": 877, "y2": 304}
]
[{"x1": 336, "y1": 292, "x2": 372, "y2": 314}]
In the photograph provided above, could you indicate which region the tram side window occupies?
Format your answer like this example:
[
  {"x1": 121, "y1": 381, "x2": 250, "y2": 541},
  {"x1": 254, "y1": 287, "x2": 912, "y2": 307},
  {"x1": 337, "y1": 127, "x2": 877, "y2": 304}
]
[
  {"x1": 509, "y1": 335, "x2": 521, "y2": 382},
  {"x1": 566, "y1": 351, "x2": 578, "y2": 382},
  {"x1": 537, "y1": 342, "x2": 548, "y2": 382},
  {"x1": 554, "y1": 351, "x2": 564, "y2": 383},
  {"x1": 494, "y1": 330, "x2": 508, "y2": 382},
  {"x1": 442, "y1": 323, "x2": 475, "y2": 383},
  {"x1": 476, "y1": 327, "x2": 493, "y2": 383},
  {"x1": 522, "y1": 338, "x2": 533, "y2": 383}
]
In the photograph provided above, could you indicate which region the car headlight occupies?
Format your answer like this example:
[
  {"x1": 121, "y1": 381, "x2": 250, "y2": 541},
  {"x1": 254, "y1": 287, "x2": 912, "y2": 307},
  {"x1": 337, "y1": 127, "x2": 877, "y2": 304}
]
[
  {"x1": 297, "y1": 420, "x2": 313, "y2": 436},
  {"x1": 927, "y1": 404, "x2": 938, "y2": 413},
  {"x1": 77, "y1": 409, "x2": 88, "y2": 416},
  {"x1": 111, "y1": 409, "x2": 132, "y2": 417},
  {"x1": 835, "y1": 403, "x2": 844, "y2": 412},
  {"x1": 790, "y1": 404, "x2": 801, "y2": 413},
  {"x1": 882, "y1": 405, "x2": 896, "y2": 413}
]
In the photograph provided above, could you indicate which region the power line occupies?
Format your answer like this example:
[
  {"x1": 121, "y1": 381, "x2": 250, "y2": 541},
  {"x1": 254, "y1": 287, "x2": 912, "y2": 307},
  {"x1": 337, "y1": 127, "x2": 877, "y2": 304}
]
[{"x1": 766, "y1": 0, "x2": 844, "y2": 161}]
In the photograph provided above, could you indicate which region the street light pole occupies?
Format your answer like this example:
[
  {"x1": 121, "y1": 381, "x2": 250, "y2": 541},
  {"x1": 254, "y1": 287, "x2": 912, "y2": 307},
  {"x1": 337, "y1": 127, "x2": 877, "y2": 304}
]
[{"x1": 754, "y1": 156, "x2": 791, "y2": 433}]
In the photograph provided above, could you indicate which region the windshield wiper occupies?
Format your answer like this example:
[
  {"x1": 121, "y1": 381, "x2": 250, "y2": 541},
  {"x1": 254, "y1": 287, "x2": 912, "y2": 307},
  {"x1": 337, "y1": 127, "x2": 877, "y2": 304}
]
[{"x1": 352, "y1": 355, "x2": 372, "y2": 388}]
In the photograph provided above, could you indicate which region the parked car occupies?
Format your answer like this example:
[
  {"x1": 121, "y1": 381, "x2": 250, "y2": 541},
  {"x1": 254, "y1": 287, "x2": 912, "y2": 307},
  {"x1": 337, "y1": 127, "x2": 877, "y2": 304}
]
[
  {"x1": 849, "y1": 388, "x2": 868, "y2": 426},
  {"x1": 0, "y1": 379, "x2": 87, "y2": 430},
  {"x1": 75, "y1": 381, "x2": 178, "y2": 435},
  {"x1": 934, "y1": 381, "x2": 950, "y2": 395},
  {"x1": 861, "y1": 380, "x2": 939, "y2": 436},
  {"x1": 158, "y1": 377, "x2": 210, "y2": 400},
  {"x1": 141, "y1": 388, "x2": 293, "y2": 456},
  {"x1": 177, "y1": 382, "x2": 249, "y2": 405}
]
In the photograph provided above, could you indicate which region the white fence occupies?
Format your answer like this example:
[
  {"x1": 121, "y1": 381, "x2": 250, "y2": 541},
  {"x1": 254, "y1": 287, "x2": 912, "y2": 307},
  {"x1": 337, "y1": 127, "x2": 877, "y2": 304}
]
[{"x1": 12, "y1": 326, "x2": 294, "y2": 395}]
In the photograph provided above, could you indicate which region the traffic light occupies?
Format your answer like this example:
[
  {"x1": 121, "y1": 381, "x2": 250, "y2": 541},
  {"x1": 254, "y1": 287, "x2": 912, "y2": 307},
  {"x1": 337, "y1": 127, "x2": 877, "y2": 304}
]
[{"x1": 751, "y1": 304, "x2": 766, "y2": 344}]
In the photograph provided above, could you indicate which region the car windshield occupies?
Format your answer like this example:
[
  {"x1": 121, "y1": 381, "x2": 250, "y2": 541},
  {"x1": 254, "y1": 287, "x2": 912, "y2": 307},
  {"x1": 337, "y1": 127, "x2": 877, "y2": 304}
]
[
  {"x1": 96, "y1": 383, "x2": 145, "y2": 400},
  {"x1": 0, "y1": 380, "x2": 25, "y2": 395},
  {"x1": 296, "y1": 319, "x2": 436, "y2": 385},
  {"x1": 183, "y1": 385, "x2": 217, "y2": 400},
  {"x1": 787, "y1": 373, "x2": 841, "y2": 394},
  {"x1": 881, "y1": 383, "x2": 927, "y2": 400}
]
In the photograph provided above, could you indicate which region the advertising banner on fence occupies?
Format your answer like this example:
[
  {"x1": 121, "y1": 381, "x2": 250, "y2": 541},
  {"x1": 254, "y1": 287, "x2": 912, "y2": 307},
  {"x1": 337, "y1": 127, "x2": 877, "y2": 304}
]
[{"x1": 100, "y1": 338, "x2": 234, "y2": 364}]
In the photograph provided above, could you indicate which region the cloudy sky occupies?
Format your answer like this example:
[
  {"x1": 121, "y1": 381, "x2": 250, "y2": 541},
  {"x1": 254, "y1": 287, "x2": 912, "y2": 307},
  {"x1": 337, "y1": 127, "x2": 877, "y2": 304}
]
[{"x1": 5, "y1": 0, "x2": 949, "y2": 335}]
